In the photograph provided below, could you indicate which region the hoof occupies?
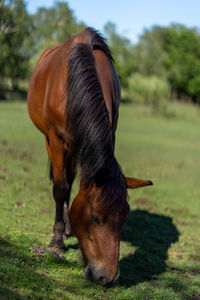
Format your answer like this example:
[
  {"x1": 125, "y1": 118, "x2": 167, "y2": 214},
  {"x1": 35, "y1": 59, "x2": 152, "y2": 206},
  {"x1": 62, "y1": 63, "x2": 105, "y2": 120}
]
[
  {"x1": 49, "y1": 237, "x2": 66, "y2": 253},
  {"x1": 63, "y1": 204, "x2": 71, "y2": 236},
  {"x1": 63, "y1": 230, "x2": 72, "y2": 240},
  {"x1": 63, "y1": 233, "x2": 67, "y2": 240},
  {"x1": 65, "y1": 223, "x2": 72, "y2": 236}
]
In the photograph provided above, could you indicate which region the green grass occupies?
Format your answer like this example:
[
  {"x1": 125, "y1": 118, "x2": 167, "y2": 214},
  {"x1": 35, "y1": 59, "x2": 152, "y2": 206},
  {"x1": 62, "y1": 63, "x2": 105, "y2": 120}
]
[{"x1": 0, "y1": 100, "x2": 200, "y2": 299}]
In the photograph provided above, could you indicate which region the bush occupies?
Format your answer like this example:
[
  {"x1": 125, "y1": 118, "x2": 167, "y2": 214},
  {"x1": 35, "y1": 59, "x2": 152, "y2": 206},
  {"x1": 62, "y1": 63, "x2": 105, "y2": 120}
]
[{"x1": 126, "y1": 73, "x2": 170, "y2": 107}]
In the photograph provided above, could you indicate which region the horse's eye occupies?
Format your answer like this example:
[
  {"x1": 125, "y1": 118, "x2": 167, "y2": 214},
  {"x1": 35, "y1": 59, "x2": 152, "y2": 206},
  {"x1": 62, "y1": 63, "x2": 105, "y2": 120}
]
[{"x1": 91, "y1": 214, "x2": 100, "y2": 225}]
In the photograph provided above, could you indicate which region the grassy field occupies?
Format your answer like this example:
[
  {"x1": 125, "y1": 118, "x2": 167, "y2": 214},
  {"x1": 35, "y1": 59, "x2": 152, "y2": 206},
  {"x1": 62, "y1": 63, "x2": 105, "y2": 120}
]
[{"x1": 0, "y1": 100, "x2": 200, "y2": 300}]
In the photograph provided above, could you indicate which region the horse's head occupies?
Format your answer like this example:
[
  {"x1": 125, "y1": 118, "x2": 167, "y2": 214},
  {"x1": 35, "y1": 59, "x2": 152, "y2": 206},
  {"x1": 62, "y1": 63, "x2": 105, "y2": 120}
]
[{"x1": 69, "y1": 173, "x2": 152, "y2": 285}]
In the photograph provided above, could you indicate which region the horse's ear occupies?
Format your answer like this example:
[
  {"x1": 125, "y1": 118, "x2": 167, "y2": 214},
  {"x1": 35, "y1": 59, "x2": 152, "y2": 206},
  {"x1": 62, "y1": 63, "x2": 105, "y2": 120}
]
[
  {"x1": 94, "y1": 168, "x2": 111, "y2": 187},
  {"x1": 125, "y1": 177, "x2": 153, "y2": 189}
]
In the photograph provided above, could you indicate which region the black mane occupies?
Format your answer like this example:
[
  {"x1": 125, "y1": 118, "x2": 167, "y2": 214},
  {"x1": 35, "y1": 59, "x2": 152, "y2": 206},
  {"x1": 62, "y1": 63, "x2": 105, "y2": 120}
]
[
  {"x1": 66, "y1": 27, "x2": 127, "y2": 213},
  {"x1": 66, "y1": 28, "x2": 116, "y2": 187},
  {"x1": 86, "y1": 27, "x2": 113, "y2": 62},
  {"x1": 65, "y1": 28, "x2": 128, "y2": 213}
]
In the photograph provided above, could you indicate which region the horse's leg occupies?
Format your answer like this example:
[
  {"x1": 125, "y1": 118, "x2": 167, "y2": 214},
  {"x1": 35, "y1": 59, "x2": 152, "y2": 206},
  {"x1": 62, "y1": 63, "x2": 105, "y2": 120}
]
[
  {"x1": 63, "y1": 156, "x2": 74, "y2": 237},
  {"x1": 45, "y1": 134, "x2": 73, "y2": 251}
]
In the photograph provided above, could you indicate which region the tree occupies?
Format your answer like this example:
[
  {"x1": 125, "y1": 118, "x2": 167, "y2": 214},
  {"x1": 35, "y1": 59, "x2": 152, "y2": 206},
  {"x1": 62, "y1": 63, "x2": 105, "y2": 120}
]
[
  {"x1": 132, "y1": 24, "x2": 200, "y2": 102},
  {"x1": 165, "y1": 24, "x2": 200, "y2": 101},
  {"x1": 30, "y1": 1, "x2": 86, "y2": 72},
  {"x1": 0, "y1": 0, "x2": 33, "y2": 89},
  {"x1": 32, "y1": 1, "x2": 85, "y2": 48},
  {"x1": 103, "y1": 22, "x2": 135, "y2": 88},
  {"x1": 131, "y1": 26, "x2": 169, "y2": 78}
]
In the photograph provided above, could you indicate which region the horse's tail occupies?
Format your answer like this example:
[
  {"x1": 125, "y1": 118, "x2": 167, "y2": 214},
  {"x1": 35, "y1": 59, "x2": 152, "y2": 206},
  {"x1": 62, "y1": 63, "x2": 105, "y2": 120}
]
[{"x1": 66, "y1": 28, "x2": 114, "y2": 187}]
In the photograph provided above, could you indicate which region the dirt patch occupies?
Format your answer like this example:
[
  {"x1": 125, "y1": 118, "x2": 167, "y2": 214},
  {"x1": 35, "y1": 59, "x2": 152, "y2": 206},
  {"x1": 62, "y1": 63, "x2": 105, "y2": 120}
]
[
  {"x1": 176, "y1": 221, "x2": 188, "y2": 226},
  {"x1": 15, "y1": 202, "x2": 23, "y2": 208},
  {"x1": 135, "y1": 198, "x2": 149, "y2": 205},
  {"x1": 29, "y1": 245, "x2": 64, "y2": 260},
  {"x1": 186, "y1": 293, "x2": 200, "y2": 300},
  {"x1": 185, "y1": 272, "x2": 196, "y2": 279},
  {"x1": 176, "y1": 254, "x2": 183, "y2": 259},
  {"x1": 19, "y1": 151, "x2": 31, "y2": 160},
  {"x1": 22, "y1": 166, "x2": 29, "y2": 172},
  {"x1": 164, "y1": 207, "x2": 171, "y2": 213},
  {"x1": 7, "y1": 148, "x2": 32, "y2": 161},
  {"x1": 40, "y1": 207, "x2": 52, "y2": 214},
  {"x1": 190, "y1": 254, "x2": 200, "y2": 263},
  {"x1": 0, "y1": 167, "x2": 6, "y2": 172},
  {"x1": 0, "y1": 234, "x2": 10, "y2": 240},
  {"x1": 0, "y1": 140, "x2": 7, "y2": 146}
]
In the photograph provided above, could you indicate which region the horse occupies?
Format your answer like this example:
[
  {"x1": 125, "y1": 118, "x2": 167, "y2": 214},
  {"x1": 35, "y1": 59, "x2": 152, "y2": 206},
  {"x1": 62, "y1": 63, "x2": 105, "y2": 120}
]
[{"x1": 27, "y1": 28, "x2": 152, "y2": 285}]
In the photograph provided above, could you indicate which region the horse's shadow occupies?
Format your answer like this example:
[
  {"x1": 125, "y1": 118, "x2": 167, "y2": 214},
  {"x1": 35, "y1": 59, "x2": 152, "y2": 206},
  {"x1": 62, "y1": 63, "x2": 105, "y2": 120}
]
[{"x1": 119, "y1": 209, "x2": 179, "y2": 287}]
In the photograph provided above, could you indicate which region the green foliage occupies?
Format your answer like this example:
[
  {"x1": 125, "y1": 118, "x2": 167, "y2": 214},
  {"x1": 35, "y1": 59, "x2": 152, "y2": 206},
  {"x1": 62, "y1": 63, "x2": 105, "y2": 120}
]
[
  {"x1": 0, "y1": 0, "x2": 33, "y2": 89},
  {"x1": 104, "y1": 22, "x2": 135, "y2": 88},
  {"x1": 30, "y1": 1, "x2": 86, "y2": 72},
  {"x1": 0, "y1": 0, "x2": 85, "y2": 92},
  {"x1": 103, "y1": 22, "x2": 200, "y2": 104},
  {"x1": 126, "y1": 73, "x2": 170, "y2": 105},
  {"x1": 188, "y1": 75, "x2": 200, "y2": 101},
  {"x1": 1, "y1": 0, "x2": 200, "y2": 105},
  {"x1": 32, "y1": 1, "x2": 85, "y2": 48},
  {"x1": 166, "y1": 25, "x2": 200, "y2": 101},
  {"x1": 131, "y1": 24, "x2": 200, "y2": 102},
  {"x1": 132, "y1": 26, "x2": 169, "y2": 78},
  {"x1": 0, "y1": 101, "x2": 200, "y2": 299}
]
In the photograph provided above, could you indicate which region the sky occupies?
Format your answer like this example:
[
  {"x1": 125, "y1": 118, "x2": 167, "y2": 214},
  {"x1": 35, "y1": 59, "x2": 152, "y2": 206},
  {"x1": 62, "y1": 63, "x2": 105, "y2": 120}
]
[{"x1": 27, "y1": 0, "x2": 200, "y2": 44}]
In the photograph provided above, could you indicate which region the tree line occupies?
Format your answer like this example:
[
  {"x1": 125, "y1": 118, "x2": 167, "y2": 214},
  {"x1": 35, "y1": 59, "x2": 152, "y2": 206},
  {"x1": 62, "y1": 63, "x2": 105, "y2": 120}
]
[{"x1": 1, "y1": 0, "x2": 200, "y2": 104}]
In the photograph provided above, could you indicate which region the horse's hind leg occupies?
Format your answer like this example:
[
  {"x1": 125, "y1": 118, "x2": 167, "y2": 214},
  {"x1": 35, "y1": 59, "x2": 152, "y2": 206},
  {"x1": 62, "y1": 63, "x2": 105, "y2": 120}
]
[
  {"x1": 45, "y1": 134, "x2": 73, "y2": 251},
  {"x1": 63, "y1": 156, "x2": 75, "y2": 236}
]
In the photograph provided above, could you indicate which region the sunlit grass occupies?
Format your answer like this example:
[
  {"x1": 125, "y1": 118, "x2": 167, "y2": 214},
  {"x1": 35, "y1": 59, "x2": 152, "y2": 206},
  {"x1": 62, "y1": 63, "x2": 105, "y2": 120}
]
[{"x1": 0, "y1": 100, "x2": 200, "y2": 299}]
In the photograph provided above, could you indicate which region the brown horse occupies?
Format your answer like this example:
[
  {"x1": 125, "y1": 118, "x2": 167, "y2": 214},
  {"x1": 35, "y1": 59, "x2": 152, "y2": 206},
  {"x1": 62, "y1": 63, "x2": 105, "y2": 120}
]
[{"x1": 28, "y1": 28, "x2": 152, "y2": 285}]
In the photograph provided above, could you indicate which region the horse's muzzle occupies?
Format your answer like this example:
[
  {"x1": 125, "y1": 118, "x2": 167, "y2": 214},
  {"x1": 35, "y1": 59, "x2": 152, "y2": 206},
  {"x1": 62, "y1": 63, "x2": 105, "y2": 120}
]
[{"x1": 84, "y1": 263, "x2": 119, "y2": 286}]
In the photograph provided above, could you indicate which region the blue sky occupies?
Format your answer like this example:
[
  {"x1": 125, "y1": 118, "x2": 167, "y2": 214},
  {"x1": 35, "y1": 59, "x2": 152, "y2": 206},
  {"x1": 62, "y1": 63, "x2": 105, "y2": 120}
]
[{"x1": 27, "y1": 0, "x2": 200, "y2": 43}]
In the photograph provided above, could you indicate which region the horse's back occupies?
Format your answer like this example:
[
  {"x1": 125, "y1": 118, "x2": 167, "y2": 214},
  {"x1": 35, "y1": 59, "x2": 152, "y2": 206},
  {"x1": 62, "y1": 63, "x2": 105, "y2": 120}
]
[
  {"x1": 28, "y1": 40, "x2": 70, "y2": 135},
  {"x1": 28, "y1": 29, "x2": 119, "y2": 138}
]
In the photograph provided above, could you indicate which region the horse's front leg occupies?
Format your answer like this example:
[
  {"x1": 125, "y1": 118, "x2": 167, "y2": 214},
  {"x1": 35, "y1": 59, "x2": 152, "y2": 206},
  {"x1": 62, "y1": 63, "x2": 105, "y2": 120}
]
[
  {"x1": 49, "y1": 181, "x2": 68, "y2": 251},
  {"x1": 45, "y1": 134, "x2": 73, "y2": 252}
]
